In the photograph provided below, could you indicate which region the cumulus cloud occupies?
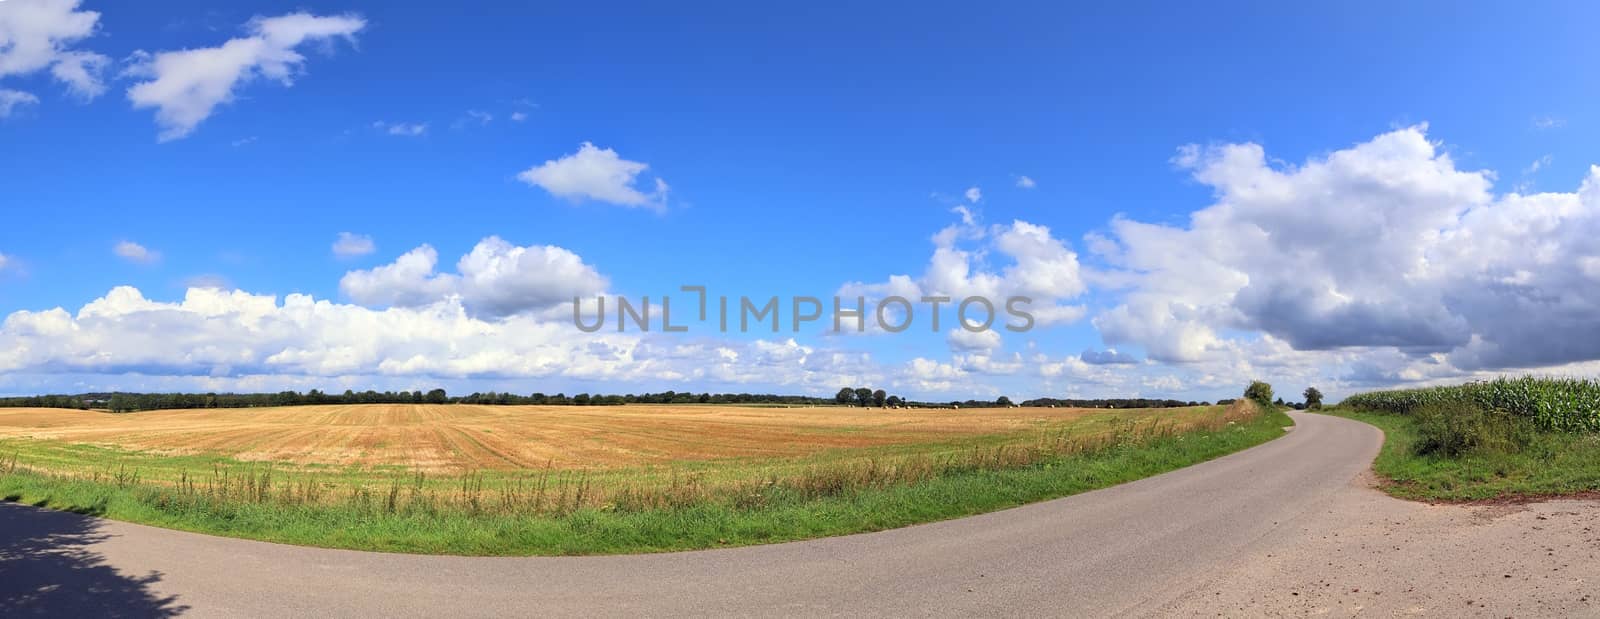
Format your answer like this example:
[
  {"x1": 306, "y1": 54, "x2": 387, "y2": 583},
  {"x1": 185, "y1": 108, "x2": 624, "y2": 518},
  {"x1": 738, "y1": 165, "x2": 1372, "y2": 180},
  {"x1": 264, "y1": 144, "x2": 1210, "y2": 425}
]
[
  {"x1": 840, "y1": 212, "x2": 1088, "y2": 333},
  {"x1": 113, "y1": 241, "x2": 159, "y2": 264},
  {"x1": 516, "y1": 142, "x2": 669, "y2": 209},
  {"x1": 947, "y1": 328, "x2": 1001, "y2": 352},
  {"x1": 1015, "y1": 175, "x2": 1036, "y2": 189},
  {"x1": 1093, "y1": 124, "x2": 1600, "y2": 374},
  {"x1": 340, "y1": 237, "x2": 609, "y2": 319},
  {"x1": 331, "y1": 232, "x2": 375, "y2": 258},
  {"x1": 125, "y1": 12, "x2": 366, "y2": 141},
  {"x1": 510, "y1": 111, "x2": 527, "y2": 122},
  {"x1": 0, "y1": 286, "x2": 895, "y2": 394},
  {"x1": 964, "y1": 186, "x2": 982, "y2": 203},
  {"x1": 0, "y1": 0, "x2": 109, "y2": 106}
]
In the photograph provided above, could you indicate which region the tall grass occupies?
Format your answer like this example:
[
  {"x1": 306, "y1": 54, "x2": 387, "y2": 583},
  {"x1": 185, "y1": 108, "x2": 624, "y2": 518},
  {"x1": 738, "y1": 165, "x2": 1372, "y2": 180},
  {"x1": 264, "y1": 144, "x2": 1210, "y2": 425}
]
[
  {"x1": 0, "y1": 402, "x2": 1281, "y2": 555},
  {"x1": 1340, "y1": 376, "x2": 1600, "y2": 433}
]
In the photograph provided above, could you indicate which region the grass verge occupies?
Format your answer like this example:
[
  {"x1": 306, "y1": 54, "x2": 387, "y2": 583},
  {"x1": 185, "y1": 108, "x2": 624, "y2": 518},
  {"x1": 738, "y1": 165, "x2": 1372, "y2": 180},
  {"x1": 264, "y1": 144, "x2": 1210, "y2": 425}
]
[
  {"x1": 1325, "y1": 408, "x2": 1600, "y2": 501},
  {"x1": 1, "y1": 404, "x2": 1289, "y2": 556}
]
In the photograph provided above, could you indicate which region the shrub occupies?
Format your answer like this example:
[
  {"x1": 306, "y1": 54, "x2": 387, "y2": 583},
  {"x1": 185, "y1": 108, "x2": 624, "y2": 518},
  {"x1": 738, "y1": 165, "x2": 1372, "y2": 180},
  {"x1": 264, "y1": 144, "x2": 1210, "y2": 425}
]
[
  {"x1": 1412, "y1": 399, "x2": 1536, "y2": 457},
  {"x1": 1244, "y1": 381, "x2": 1274, "y2": 407}
]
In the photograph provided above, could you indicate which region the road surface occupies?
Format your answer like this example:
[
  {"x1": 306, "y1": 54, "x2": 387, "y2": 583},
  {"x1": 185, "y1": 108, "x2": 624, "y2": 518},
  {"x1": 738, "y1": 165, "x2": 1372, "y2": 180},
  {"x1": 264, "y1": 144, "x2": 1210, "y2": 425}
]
[{"x1": 3, "y1": 412, "x2": 1385, "y2": 617}]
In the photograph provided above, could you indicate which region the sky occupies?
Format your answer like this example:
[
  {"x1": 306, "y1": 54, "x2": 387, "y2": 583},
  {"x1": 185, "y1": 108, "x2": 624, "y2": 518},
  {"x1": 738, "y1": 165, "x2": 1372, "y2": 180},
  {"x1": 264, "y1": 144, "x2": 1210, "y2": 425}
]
[{"x1": 2, "y1": 0, "x2": 1599, "y2": 402}]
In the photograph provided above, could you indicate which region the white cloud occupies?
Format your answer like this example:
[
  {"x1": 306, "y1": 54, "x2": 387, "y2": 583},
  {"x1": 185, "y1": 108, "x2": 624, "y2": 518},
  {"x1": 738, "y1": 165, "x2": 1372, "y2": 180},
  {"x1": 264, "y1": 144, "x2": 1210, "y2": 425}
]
[
  {"x1": 516, "y1": 142, "x2": 669, "y2": 209},
  {"x1": 0, "y1": 0, "x2": 109, "y2": 105},
  {"x1": 964, "y1": 186, "x2": 982, "y2": 203},
  {"x1": 125, "y1": 12, "x2": 366, "y2": 141},
  {"x1": 230, "y1": 135, "x2": 257, "y2": 147},
  {"x1": 0, "y1": 252, "x2": 9, "y2": 271},
  {"x1": 0, "y1": 88, "x2": 38, "y2": 116},
  {"x1": 509, "y1": 111, "x2": 527, "y2": 122},
  {"x1": 331, "y1": 232, "x2": 375, "y2": 258},
  {"x1": 1079, "y1": 348, "x2": 1138, "y2": 365},
  {"x1": 1523, "y1": 154, "x2": 1551, "y2": 176},
  {"x1": 1532, "y1": 115, "x2": 1565, "y2": 130},
  {"x1": 113, "y1": 241, "x2": 159, "y2": 264},
  {"x1": 183, "y1": 274, "x2": 231, "y2": 290},
  {"x1": 0, "y1": 286, "x2": 899, "y2": 394},
  {"x1": 947, "y1": 328, "x2": 1000, "y2": 352},
  {"x1": 458, "y1": 109, "x2": 491, "y2": 127},
  {"x1": 340, "y1": 237, "x2": 609, "y2": 319},
  {"x1": 840, "y1": 212, "x2": 1088, "y2": 334},
  {"x1": 1093, "y1": 125, "x2": 1600, "y2": 375},
  {"x1": 1015, "y1": 175, "x2": 1036, "y2": 189},
  {"x1": 371, "y1": 121, "x2": 426, "y2": 137}
]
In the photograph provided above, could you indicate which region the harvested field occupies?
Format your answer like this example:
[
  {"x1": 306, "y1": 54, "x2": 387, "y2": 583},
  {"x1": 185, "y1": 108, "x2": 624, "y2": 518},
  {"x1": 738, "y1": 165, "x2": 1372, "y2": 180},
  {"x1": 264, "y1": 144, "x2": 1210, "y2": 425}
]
[{"x1": 0, "y1": 403, "x2": 1192, "y2": 473}]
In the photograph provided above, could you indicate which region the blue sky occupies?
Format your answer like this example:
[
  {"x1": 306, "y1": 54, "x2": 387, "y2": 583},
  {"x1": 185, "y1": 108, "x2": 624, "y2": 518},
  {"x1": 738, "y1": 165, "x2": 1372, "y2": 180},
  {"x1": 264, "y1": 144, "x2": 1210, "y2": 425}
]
[{"x1": 3, "y1": 1, "x2": 1599, "y2": 401}]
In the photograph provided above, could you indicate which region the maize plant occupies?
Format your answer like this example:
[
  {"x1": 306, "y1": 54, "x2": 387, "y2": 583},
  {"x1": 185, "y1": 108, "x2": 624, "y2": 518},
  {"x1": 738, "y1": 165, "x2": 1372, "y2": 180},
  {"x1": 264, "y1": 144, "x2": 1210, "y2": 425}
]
[{"x1": 1340, "y1": 376, "x2": 1600, "y2": 433}]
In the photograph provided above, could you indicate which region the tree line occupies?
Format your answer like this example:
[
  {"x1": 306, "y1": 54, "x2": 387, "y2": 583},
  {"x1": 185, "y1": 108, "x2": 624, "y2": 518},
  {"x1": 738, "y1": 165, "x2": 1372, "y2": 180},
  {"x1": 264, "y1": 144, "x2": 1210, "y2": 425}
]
[
  {"x1": 0, "y1": 387, "x2": 1263, "y2": 413},
  {"x1": 0, "y1": 389, "x2": 842, "y2": 413}
]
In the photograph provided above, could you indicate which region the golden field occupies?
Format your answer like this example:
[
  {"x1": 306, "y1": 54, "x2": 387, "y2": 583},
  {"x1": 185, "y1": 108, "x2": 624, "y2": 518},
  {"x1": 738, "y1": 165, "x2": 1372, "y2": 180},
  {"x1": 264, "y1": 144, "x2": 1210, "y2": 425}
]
[{"x1": 0, "y1": 403, "x2": 1195, "y2": 473}]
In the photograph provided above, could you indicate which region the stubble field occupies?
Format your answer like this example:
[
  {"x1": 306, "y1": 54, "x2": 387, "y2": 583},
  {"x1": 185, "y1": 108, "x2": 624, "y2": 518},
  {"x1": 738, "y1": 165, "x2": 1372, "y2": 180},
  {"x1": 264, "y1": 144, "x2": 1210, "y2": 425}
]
[
  {"x1": 0, "y1": 401, "x2": 1286, "y2": 555},
  {"x1": 0, "y1": 403, "x2": 1189, "y2": 473}
]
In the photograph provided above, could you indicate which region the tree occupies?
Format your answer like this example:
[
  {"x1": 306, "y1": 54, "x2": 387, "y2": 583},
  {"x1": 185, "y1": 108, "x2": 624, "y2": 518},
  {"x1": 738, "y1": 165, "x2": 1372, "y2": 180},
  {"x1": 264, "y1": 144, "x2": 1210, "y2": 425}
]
[
  {"x1": 886, "y1": 395, "x2": 903, "y2": 408},
  {"x1": 871, "y1": 389, "x2": 887, "y2": 407},
  {"x1": 854, "y1": 387, "x2": 874, "y2": 407},
  {"x1": 835, "y1": 387, "x2": 854, "y2": 405},
  {"x1": 425, "y1": 388, "x2": 448, "y2": 404},
  {"x1": 1244, "y1": 381, "x2": 1274, "y2": 407},
  {"x1": 996, "y1": 395, "x2": 1014, "y2": 408},
  {"x1": 1303, "y1": 387, "x2": 1324, "y2": 410}
]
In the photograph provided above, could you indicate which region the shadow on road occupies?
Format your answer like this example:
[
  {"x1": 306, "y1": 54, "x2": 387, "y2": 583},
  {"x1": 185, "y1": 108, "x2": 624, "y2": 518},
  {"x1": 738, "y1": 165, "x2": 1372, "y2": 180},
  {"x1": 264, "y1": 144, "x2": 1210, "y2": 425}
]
[{"x1": 0, "y1": 501, "x2": 188, "y2": 617}]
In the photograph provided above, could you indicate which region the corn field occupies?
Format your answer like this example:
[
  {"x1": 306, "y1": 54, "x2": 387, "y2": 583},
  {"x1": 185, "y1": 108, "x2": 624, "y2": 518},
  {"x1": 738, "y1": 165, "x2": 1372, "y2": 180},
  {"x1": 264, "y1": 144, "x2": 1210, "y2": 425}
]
[{"x1": 1339, "y1": 376, "x2": 1600, "y2": 433}]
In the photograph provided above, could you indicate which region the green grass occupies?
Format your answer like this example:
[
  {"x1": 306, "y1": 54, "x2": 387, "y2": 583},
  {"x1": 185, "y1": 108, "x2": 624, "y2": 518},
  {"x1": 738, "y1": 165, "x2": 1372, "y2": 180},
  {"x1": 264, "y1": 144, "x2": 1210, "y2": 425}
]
[
  {"x1": 1325, "y1": 408, "x2": 1600, "y2": 501},
  {"x1": 0, "y1": 406, "x2": 1290, "y2": 555}
]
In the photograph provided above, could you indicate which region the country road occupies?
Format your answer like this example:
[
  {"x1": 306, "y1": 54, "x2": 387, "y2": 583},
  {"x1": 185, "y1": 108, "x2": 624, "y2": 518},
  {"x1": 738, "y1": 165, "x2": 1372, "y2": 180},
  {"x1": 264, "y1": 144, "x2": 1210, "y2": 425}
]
[{"x1": 6, "y1": 412, "x2": 1594, "y2": 618}]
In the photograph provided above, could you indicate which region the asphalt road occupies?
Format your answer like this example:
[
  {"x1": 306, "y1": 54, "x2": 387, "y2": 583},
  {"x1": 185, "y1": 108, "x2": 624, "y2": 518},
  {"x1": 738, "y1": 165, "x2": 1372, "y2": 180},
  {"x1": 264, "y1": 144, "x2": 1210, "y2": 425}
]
[{"x1": 1, "y1": 411, "x2": 1384, "y2": 618}]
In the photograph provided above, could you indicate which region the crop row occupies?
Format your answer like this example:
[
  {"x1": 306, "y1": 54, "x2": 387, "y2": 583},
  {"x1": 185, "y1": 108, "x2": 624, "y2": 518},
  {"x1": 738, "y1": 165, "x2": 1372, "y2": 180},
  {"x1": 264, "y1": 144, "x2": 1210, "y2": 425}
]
[{"x1": 1340, "y1": 376, "x2": 1600, "y2": 433}]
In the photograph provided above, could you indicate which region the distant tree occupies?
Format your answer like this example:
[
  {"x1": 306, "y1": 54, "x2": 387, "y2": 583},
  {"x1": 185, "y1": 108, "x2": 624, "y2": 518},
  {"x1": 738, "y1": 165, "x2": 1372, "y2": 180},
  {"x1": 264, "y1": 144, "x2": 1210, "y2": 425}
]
[
  {"x1": 886, "y1": 395, "x2": 903, "y2": 408},
  {"x1": 425, "y1": 388, "x2": 448, "y2": 404},
  {"x1": 1244, "y1": 381, "x2": 1274, "y2": 407},
  {"x1": 573, "y1": 393, "x2": 591, "y2": 406},
  {"x1": 996, "y1": 395, "x2": 1014, "y2": 408},
  {"x1": 871, "y1": 389, "x2": 887, "y2": 407},
  {"x1": 1303, "y1": 387, "x2": 1324, "y2": 410},
  {"x1": 836, "y1": 387, "x2": 855, "y2": 405}
]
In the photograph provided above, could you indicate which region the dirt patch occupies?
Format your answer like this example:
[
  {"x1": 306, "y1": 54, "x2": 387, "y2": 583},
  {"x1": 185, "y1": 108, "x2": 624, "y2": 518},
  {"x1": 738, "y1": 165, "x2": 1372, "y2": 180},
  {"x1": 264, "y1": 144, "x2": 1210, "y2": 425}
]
[{"x1": 1162, "y1": 481, "x2": 1600, "y2": 617}]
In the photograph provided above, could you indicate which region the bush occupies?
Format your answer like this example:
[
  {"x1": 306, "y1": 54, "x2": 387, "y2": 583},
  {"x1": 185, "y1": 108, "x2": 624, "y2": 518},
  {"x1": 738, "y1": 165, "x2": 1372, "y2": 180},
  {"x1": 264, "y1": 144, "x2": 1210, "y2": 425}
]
[
  {"x1": 1413, "y1": 399, "x2": 1536, "y2": 457},
  {"x1": 1244, "y1": 381, "x2": 1274, "y2": 407}
]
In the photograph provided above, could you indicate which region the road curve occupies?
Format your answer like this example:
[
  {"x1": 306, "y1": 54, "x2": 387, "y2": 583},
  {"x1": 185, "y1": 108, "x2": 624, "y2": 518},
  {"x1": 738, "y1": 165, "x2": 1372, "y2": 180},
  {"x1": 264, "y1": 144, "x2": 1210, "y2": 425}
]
[{"x1": 1, "y1": 412, "x2": 1382, "y2": 618}]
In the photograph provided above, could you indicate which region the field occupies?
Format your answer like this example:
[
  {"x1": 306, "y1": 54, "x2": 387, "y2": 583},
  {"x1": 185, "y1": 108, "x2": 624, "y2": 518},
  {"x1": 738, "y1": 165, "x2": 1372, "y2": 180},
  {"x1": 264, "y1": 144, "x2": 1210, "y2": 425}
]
[
  {"x1": 0, "y1": 401, "x2": 1288, "y2": 555},
  {"x1": 0, "y1": 403, "x2": 1196, "y2": 472},
  {"x1": 1330, "y1": 376, "x2": 1600, "y2": 501}
]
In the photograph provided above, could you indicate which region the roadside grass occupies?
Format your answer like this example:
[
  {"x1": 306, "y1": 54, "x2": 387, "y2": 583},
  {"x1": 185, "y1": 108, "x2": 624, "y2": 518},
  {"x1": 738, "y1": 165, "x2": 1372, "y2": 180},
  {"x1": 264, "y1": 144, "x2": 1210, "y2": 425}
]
[
  {"x1": 0, "y1": 403, "x2": 1289, "y2": 555},
  {"x1": 1325, "y1": 408, "x2": 1600, "y2": 501}
]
